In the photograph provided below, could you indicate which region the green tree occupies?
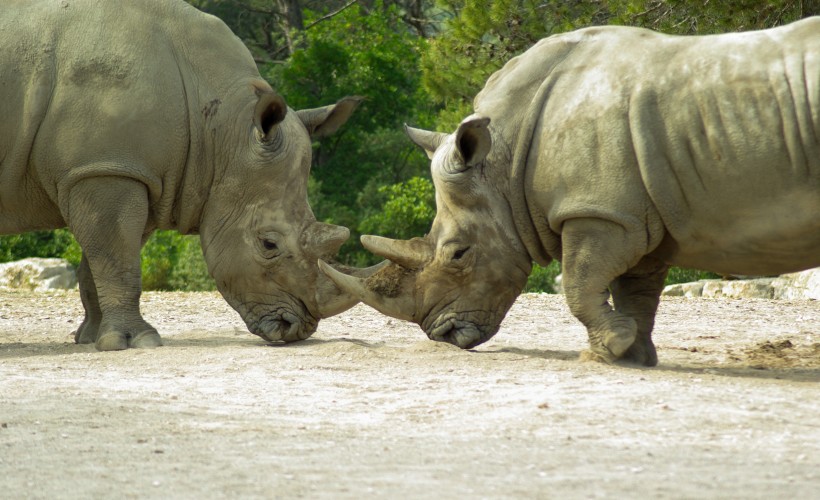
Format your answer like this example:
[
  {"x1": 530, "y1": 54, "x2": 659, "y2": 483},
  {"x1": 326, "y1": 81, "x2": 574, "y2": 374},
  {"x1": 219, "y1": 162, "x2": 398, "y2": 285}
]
[
  {"x1": 358, "y1": 176, "x2": 436, "y2": 251},
  {"x1": 609, "y1": 0, "x2": 819, "y2": 34},
  {"x1": 423, "y1": 0, "x2": 818, "y2": 127},
  {"x1": 267, "y1": 2, "x2": 436, "y2": 263},
  {"x1": 422, "y1": 0, "x2": 607, "y2": 126}
]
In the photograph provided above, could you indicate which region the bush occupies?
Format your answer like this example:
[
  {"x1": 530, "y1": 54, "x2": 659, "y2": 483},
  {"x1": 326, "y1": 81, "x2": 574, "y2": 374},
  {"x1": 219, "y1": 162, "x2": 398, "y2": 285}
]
[
  {"x1": 166, "y1": 235, "x2": 215, "y2": 292},
  {"x1": 524, "y1": 261, "x2": 561, "y2": 293},
  {"x1": 0, "y1": 229, "x2": 214, "y2": 291},
  {"x1": 141, "y1": 231, "x2": 214, "y2": 291},
  {"x1": 0, "y1": 230, "x2": 76, "y2": 263},
  {"x1": 358, "y1": 177, "x2": 435, "y2": 240},
  {"x1": 665, "y1": 266, "x2": 721, "y2": 285},
  {"x1": 523, "y1": 262, "x2": 722, "y2": 294}
]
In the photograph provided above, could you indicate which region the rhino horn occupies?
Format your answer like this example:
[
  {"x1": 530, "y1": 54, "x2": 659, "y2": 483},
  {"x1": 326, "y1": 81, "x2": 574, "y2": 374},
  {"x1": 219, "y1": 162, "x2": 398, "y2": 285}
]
[
  {"x1": 404, "y1": 125, "x2": 448, "y2": 159},
  {"x1": 303, "y1": 222, "x2": 350, "y2": 258},
  {"x1": 318, "y1": 260, "x2": 416, "y2": 322},
  {"x1": 361, "y1": 235, "x2": 433, "y2": 270},
  {"x1": 314, "y1": 261, "x2": 388, "y2": 318}
]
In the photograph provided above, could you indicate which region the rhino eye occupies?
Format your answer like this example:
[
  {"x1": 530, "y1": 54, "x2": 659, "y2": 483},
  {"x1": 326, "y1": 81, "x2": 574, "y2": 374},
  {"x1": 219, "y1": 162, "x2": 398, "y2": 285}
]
[
  {"x1": 452, "y1": 247, "x2": 470, "y2": 261},
  {"x1": 259, "y1": 238, "x2": 281, "y2": 258}
]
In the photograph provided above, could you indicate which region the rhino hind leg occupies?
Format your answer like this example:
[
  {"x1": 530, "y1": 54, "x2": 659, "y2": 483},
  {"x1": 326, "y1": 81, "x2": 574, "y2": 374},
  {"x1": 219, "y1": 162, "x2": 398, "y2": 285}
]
[
  {"x1": 67, "y1": 176, "x2": 162, "y2": 351},
  {"x1": 561, "y1": 218, "x2": 651, "y2": 364},
  {"x1": 74, "y1": 254, "x2": 102, "y2": 344},
  {"x1": 609, "y1": 257, "x2": 669, "y2": 367}
]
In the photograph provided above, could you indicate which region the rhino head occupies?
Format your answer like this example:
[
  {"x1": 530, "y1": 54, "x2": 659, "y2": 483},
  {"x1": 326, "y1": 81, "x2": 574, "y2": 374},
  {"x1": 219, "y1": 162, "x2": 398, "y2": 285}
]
[
  {"x1": 320, "y1": 116, "x2": 532, "y2": 348},
  {"x1": 199, "y1": 89, "x2": 377, "y2": 343}
]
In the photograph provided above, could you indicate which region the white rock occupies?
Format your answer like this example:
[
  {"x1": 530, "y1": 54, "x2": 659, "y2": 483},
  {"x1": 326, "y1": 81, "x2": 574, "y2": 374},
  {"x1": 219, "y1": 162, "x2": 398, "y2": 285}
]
[
  {"x1": 661, "y1": 280, "x2": 708, "y2": 298},
  {"x1": 0, "y1": 258, "x2": 78, "y2": 291},
  {"x1": 771, "y1": 268, "x2": 820, "y2": 300},
  {"x1": 702, "y1": 278, "x2": 775, "y2": 299},
  {"x1": 662, "y1": 267, "x2": 819, "y2": 300}
]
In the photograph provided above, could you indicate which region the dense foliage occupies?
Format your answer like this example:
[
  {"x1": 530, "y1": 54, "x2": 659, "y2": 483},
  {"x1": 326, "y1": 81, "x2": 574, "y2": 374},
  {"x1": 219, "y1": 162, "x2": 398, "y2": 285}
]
[{"x1": 3, "y1": 0, "x2": 815, "y2": 290}]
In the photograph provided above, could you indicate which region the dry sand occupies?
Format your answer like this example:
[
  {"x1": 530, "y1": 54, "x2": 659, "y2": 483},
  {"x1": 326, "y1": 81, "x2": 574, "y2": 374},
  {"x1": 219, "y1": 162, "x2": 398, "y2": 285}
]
[{"x1": 1, "y1": 290, "x2": 818, "y2": 498}]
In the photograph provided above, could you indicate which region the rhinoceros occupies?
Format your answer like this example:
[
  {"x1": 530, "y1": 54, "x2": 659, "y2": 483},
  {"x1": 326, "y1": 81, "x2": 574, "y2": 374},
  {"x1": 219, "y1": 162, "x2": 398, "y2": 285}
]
[
  {"x1": 321, "y1": 18, "x2": 820, "y2": 366},
  {"x1": 0, "y1": 0, "x2": 373, "y2": 351}
]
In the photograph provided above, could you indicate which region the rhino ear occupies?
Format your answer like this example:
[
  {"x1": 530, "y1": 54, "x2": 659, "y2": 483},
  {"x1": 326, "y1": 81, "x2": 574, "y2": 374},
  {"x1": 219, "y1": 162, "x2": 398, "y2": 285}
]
[
  {"x1": 296, "y1": 96, "x2": 363, "y2": 138},
  {"x1": 254, "y1": 91, "x2": 288, "y2": 141},
  {"x1": 455, "y1": 115, "x2": 491, "y2": 167},
  {"x1": 404, "y1": 125, "x2": 447, "y2": 160}
]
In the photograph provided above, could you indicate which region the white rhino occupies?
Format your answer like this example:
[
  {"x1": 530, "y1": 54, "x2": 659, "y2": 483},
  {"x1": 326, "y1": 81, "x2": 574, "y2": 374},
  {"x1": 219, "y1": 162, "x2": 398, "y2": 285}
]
[
  {"x1": 322, "y1": 18, "x2": 820, "y2": 366},
  {"x1": 0, "y1": 0, "x2": 374, "y2": 351}
]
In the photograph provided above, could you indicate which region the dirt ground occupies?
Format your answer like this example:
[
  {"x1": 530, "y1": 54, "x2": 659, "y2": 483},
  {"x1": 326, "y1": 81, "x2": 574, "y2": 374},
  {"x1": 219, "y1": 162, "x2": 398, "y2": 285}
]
[{"x1": 0, "y1": 290, "x2": 818, "y2": 499}]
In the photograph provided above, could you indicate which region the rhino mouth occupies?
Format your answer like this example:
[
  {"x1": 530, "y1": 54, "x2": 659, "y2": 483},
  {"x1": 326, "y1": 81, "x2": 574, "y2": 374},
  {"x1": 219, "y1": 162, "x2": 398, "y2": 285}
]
[
  {"x1": 423, "y1": 312, "x2": 500, "y2": 349},
  {"x1": 245, "y1": 304, "x2": 318, "y2": 343}
]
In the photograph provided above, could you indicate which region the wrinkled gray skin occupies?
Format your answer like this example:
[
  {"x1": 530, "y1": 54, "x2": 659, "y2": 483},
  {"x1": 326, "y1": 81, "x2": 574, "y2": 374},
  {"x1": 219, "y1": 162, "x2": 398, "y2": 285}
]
[
  {"x1": 0, "y1": 0, "x2": 368, "y2": 351},
  {"x1": 322, "y1": 19, "x2": 820, "y2": 366}
]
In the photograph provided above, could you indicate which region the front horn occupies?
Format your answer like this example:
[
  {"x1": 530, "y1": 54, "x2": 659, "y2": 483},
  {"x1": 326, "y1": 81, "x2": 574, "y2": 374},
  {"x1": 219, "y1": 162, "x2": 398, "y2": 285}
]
[
  {"x1": 304, "y1": 222, "x2": 350, "y2": 258},
  {"x1": 318, "y1": 260, "x2": 416, "y2": 322},
  {"x1": 361, "y1": 235, "x2": 433, "y2": 270},
  {"x1": 314, "y1": 261, "x2": 387, "y2": 318}
]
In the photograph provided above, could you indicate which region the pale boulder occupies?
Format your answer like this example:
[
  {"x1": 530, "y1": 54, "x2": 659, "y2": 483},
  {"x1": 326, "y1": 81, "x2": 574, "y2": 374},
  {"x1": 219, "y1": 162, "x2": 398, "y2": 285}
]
[
  {"x1": 0, "y1": 258, "x2": 78, "y2": 291},
  {"x1": 662, "y1": 268, "x2": 820, "y2": 300}
]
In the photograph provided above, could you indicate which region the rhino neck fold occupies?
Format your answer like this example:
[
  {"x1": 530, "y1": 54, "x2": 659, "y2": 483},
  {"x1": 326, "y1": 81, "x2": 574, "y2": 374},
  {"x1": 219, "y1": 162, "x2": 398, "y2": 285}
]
[
  {"x1": 504, "y1": 76, "x2": 556, "y2": 267},
  {"x1": 171, "y1": 142, "x2": 214, "y2": 234},
  {"x1": 168, "y1": 69, "x2": 225, "y2": 235}
]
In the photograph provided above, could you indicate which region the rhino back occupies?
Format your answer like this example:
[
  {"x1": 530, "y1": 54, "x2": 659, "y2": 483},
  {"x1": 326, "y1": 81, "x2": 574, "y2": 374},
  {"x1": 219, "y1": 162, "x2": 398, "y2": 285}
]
[
  {"x1": 628, "y1": 19, "x2": 820, "y2": 272},
  {"x1": 0, "y1": 0, "x2": 262, "y2": 233},
  {"x1": 492, "y1": 20, "x2": 820, "y2": 275}
]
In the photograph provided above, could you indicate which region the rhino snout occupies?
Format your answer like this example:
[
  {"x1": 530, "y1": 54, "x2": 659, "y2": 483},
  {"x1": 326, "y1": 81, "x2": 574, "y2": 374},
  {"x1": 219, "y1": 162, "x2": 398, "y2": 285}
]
[
  {"x1": 249, "y1": 309, "x2": 317, "y2": 343},
  {"x1": 424, "y1": 313, "x2": 499, "y2": 349}
]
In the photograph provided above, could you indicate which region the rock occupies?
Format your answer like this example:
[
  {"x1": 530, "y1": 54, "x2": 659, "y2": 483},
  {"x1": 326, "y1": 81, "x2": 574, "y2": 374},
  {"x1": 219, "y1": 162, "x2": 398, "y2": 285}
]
[
  {"x1": 0, "y1": 258, "x2": 78, "y2": 291},
  {"x1": 701, "y1": 278, "x2": 775, "y2": 299},
  {"x1": 662, "y1": 267, "x2": 820, "y2": 300},
  {"x1": 662, "y1": 280, "x2": 708, "y2": 298},
  {"x1": 771, "y1": 268, "x2": 820, "y2": 300}
]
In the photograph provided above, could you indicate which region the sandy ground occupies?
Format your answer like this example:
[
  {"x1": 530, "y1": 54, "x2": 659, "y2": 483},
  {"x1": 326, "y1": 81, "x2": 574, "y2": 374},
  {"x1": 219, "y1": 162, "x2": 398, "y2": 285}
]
[{"x1": 0, "y1": 289, "x2": 818, "y2": 499}]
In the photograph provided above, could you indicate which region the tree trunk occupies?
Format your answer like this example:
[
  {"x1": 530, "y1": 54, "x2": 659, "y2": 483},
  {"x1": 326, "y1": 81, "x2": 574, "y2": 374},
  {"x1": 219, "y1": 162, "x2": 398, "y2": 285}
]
[
  {"x1": 278, "y1": 0, "x2": 304, "y2": 56},
  {"x1": 404, "y1": 0, "x2": 427, "y2": 37}
]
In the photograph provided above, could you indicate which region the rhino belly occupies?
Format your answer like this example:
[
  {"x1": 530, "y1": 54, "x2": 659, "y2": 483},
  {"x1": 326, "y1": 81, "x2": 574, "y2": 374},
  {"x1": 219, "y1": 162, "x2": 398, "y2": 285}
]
[{"x1": 655, "y1": 187, "x2": 820, "y2": 275}]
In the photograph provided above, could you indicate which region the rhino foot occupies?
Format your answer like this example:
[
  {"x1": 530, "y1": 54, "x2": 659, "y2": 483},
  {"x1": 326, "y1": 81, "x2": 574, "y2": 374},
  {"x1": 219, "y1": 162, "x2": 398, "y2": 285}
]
[
  {"x1": 621, "y1": 337, "x2": 658, "y2": 367},
  {"x1": 579, "y1": 349, "x2": 615, "y2": 364},
  {"x1": 94, "y1": 328, "x2": 162, "y2": 351},
  {"x1": 74, "y1": 320, "x2": 100, "y2": 345},
  {"x1": 129, "y1": 330, "x2": 163, "y2": 349},
  {"x1": 580, "y1": 315, "x2": 638, "y2": 364},
  {"x1": 601, "y1": 317, "x2": 638, "y2": 358},
  {"x1": 580, "y1": 334, "x2": 658, "y2": 367},
  {"x1": 95, "y1": 332, "x2": 129, "y2": 351}
]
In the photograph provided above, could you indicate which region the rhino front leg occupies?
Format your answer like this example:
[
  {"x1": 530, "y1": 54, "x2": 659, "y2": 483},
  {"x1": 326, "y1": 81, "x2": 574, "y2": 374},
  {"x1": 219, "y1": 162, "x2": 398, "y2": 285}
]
[
  {"x1": 609, "y1": 257, "x2": 669, "y2": 367},
  {"x1": 560, "y1": 218, "x2": 647, "y2": 364},
  {"x1": 67, "y1": 176, "x2": 161, "y2": 351},
  {"x1": 74, "y1": 254, "x2": 101, "y2": 344}
]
